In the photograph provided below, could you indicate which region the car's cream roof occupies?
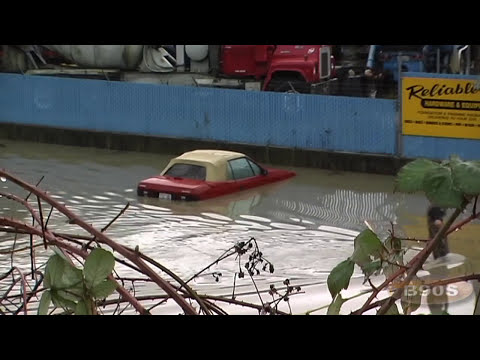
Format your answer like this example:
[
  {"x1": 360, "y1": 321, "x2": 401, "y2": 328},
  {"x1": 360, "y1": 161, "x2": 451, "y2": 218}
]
[
  {"x1": 175, "y1": 150, "x2": 244, "y2": 165},
  {"x1": 161, "y1": 150, "x2": 246, "y2": 182}
]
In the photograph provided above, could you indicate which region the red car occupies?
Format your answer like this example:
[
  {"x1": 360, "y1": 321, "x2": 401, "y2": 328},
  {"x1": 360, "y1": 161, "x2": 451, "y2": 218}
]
[{"x1": 137, "y1": 150, "x2": 296, "y2": 201}]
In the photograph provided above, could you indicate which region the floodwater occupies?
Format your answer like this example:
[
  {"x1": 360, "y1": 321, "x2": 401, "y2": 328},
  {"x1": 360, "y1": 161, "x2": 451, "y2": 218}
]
[{"x1": 1, "y1": 139, "x2": 479, "y2": 314}]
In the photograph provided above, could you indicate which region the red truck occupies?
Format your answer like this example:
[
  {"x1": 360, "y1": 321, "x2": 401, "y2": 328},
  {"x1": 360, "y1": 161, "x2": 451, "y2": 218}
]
[
  {"x1": 220, "y1": 45, "x2": 334, "y2": 92},
  {"x1": 1, "y1": 45, "x2": 335, "y2": 94}
]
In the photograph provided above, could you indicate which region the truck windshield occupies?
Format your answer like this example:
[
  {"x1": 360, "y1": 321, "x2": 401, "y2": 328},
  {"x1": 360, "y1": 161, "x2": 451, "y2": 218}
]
[{"x1": 164, "y1": 164, "x2": 206, "y2": 181}]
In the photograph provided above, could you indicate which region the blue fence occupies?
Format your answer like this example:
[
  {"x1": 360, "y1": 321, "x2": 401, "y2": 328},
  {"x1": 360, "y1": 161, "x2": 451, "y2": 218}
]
[
  {"x1": 0, "y1": 72, "x2": 478, "y2": 160},
  {"x1": 0, "y1": 73, "x2": 396, "y2": 155}
]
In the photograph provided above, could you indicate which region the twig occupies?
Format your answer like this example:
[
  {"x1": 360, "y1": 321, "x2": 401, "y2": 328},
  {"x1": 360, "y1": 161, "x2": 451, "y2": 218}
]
[
  {"x1": 446, "y1": 211, "x2": 480, "y2": 237},
  {"x1": 10, "y1": 231, "x2": 18, "y2": 269},
  {"x1": 247, "y1": 269, "x2": 264, "y2": 308},
  {"x1": 30, "y1": 217, "x2": 35, "y2": 280},
  {"x1": 36, "y1": 196, "x2": 47, "y2": 249},
  {"x1": 423, "y1": 274, "x2": 480, "y2": 288},
  {"x1": 11, "y1": 267, "x2": 29, "y2": 315},
  {"x1": 133, "y1": 251, "x2": 212, "y2": 315},
  {"x1": 98, "y1": 293, "x2": 290, "y2": 315},
  {"x1": 24, "y1": 176, "x2": 44, "y2": 201},
  {"x1": 0, "y1": 169, "x2": 198, "y2": 315},
  {"x1": 376, "y1": 205, "x2": 466, "y2": 315},
  {"x1": 0, "y1": 217, "x2": 151, "y2": 315},
  {"x1": 383, "y1": 259, "x2": 410, "y2": 270},
  {"x1": 185, "y1": 247, "x2": 237, "y2": 285},
  {"x1": 102, "y1": 202, "x2": 130, "y2": 232},
  {"x1": 44, "y1": 206, "x2": 54, "y2": 228}
]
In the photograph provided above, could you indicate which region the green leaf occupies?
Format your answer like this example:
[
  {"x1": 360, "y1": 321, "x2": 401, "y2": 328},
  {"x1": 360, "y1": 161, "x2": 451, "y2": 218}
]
[
  {"x1": 44, "y1": 254, "x2": 83, "y2": 290},
  {"x1": 52, "y1": 246, "x2": 71, "y2": 263},
  {"x1": 395, "y1": 159, "x2": 439, "y2": 193},
  {"x1": 327, "y1": 294, "x2": 346, "y2": 315},
  {"x1": 50, "y1": 290, "x2": 77, "y2": 311},
  {"x1": 351, "y1": 229, "x2": 384, "y2": 267},
  {"x1": 361, "y1": 260, "x2": 382, "y2": 280},
  {"x1": 423, "y1": 165, "x2": 465, "y2": 209},
  {"x1": 382, "y1": 262, "x2": 402, "y2": 281},
  {"x1": 38, "y1": 290, "x2": 51, "y2": 315},
  {"x1": 44, "y1": 255, "x2": 65, "y2": 289},
  {"x1": 90, "y1": 279, "x2": 117, "y2": 299},
  {"x1": 60, "y1": 264, "x2": 83, "y2": 289},
  {"x1": 327, "y1": 259, "x2": 355, "y2": 299},
  {"x1": 378, "y1": 303, "x2": 400, "y2": 315},
  {"x1": 84, "y1": 248, "x2": 115, "y2": 289},
  {"x1": 75, "y1": 300, "x2": 91, "y2": 315},
  {"x1": 401, "y1": 278, "x2": 422, "y2": 315},
  {"x1": 56, "y1": 286, "x2": 84, "y2": 303},
  {"x1": 452, "y1": 160, "x2": 480, "y2": 196},
  {"x1": 384, "y1": 236, "x2": 402, "y2": 253}
]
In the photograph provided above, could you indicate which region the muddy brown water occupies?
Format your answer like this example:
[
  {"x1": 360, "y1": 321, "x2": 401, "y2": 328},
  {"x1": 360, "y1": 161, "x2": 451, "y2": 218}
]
[{"x1": 1, "y1": 139, "x2": 478, "y2": 313}]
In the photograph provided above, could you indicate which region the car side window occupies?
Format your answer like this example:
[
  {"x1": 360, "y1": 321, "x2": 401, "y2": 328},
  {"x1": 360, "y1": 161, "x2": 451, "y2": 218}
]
[
  {"x1": 247, "y1": 159, "x2": 262, "y2": 176},
  {"x1": 228, "y1": 157, "x2": 255, "y2": 180},
  {"x1": 226, "y1": 162, "x2": 234, "y2": 180}
]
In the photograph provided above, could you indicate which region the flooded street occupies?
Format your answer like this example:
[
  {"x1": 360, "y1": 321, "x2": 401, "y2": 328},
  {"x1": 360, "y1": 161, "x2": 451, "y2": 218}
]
[{"x1": 1, "y1": 139, "x2": 479, "y2": 313}]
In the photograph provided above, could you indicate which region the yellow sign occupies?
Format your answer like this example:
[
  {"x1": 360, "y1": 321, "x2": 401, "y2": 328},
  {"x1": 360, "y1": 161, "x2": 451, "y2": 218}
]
[{"x1": 402, "y1": 77, "x2": 480, "y2": 139}]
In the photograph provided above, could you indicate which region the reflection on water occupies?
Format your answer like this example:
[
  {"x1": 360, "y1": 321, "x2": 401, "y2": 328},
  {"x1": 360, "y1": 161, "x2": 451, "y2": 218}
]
[{"x1": 1, "y1": 139, "x2": 479, "y2": 298}]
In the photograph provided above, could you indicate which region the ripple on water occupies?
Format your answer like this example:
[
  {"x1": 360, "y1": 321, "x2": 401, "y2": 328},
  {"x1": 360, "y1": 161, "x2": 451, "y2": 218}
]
[
  {"x1": 92, "y1": 195, "x2": 111, "y2": 201},
  {"x1": 138, "y1": 204, "x2": 172, "y2": 212},
  {"x1": 317, "y1": 225, "x2": 360, "y2": 237},
  {"x1": 239, "y1": 215, "x2": 271, "y2": 223},
  {"x1": 104, "y1": 192, "x2": 123, "y2": 197},
  {"x1": 86, "y1": 199, "x2": 102, "y2": 203},
  {"x1": 72, "y1": 196, "x2": 86, "y2": 200},
  {"x1": 290, "y1": 217, "x2": 316, "y2": 225},
  {"x1": 234, "y1": 220, "x2": 272, "y2": 230},
  {"x1": 270, "y1": 222, "x2": 306, "y2": 230},
  {"x1": 201, "y1": 212, "x2": 233, "y2": 222},
  {"x1": 300, "y1": 230, "x2": 350, "y2": 238}
]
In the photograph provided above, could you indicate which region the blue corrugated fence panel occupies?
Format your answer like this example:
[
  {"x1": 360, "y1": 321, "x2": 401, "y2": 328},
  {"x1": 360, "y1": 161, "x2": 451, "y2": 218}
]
[
  {"x1": 0, "y1": 73, "x2": 397, "y2": 155},
  {"x1": 403, "y1": 136, "x2": 480, "y2": 160}
]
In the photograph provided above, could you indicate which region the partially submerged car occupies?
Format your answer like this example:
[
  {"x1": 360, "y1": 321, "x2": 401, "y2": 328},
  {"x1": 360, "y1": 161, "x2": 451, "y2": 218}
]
[{"x1": 137, "y1": 150, "x2": 296, "y2": 201}]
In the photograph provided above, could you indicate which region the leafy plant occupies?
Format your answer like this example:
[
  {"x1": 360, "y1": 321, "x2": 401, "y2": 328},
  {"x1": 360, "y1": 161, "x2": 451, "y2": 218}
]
[
  {"x1": 38, "y1": 248, "x2": 117, "y2": 315},
  {"x1": 326, "y1": 155, "x2": 480, "y2": 315}
]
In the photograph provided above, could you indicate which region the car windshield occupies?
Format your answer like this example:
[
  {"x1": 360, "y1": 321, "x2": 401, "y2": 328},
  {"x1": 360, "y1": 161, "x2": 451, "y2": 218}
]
[{"x1": 164, "y1": 163, "x2": 206, "y2": 181}]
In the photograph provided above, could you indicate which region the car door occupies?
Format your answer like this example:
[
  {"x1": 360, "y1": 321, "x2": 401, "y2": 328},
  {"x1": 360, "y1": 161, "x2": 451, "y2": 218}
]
[{"x1": 227, "y1": 157, "x2": 267, "y2": 191}]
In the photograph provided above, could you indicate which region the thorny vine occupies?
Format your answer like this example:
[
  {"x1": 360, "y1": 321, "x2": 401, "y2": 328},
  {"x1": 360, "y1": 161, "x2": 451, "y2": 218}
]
[{"x1": 0, "y1": 169, "x2": 300, "y2": 315}]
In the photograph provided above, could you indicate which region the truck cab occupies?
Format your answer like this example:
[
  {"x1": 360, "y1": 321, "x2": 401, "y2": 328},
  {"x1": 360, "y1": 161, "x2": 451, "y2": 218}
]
[{"x1": 220, "y1": 45, "x2": 333, "y2": 93}]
